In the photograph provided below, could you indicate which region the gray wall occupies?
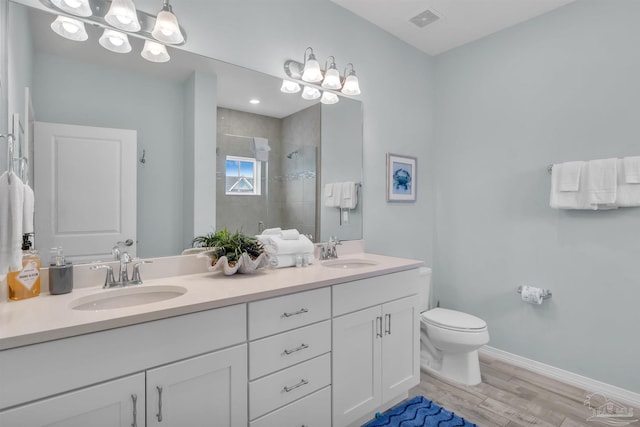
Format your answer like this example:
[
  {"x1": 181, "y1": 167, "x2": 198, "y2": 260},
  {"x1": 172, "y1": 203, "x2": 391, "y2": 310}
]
[
  {"x1": 433, "y1": 0, "x2": 640, "y2": 392},
  {"x1": 32, "y1": 53, "x2": 185, "y2": 258}
]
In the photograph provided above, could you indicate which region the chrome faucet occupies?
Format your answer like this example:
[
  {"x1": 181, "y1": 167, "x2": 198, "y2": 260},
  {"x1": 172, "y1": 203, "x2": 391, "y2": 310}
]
[
  {"x1": 91, "y1": 252, "x2": 153, "y2": 288},
  {"x1": 319, "y1": 236, "x2": 341, "y2": 260}
]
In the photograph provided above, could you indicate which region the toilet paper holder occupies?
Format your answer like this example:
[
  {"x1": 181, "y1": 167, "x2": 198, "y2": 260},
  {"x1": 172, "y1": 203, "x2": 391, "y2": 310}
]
[{"x1": 517, "y1": 286, "x2": 552, "y2": 300}]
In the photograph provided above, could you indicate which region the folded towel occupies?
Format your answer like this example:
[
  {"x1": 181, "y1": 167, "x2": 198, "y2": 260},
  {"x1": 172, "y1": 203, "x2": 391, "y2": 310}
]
[
  {"x1": 622, "y1": 156, "x2": 640, "y2": 183},
  {"x1": 0, "y1": 172, "x2": 26, "y2": 280},
  {"x1": 557, "y1": 161, "x2": 584, "y2": 192},
  {"x1": 261, "y1": 227, "x2": 282, "y2": 236},
  {"x1": 616, "y1": 159, "x2": 640, "y2": 207},
  {"x1": 281, "y1": 229, "x2": 300, "y2": 240},
  {"x1": 256, "y1": 234, "x2": 314, "y2": 256},
  {"x1": 586, "y1": 158, "x2": 617, "y2": 205},
  {"x1": 550, "y1": 163, "x2": 591, "y2": 209},
  {"x1": 23, "y1": 184, "x2": 34, "y2": 234},
  {"x1": 269, "y1": 253, "x2": 316, "y2": 268},
  {"x1": 340, "y1": 181, "x2": 358, "y2": 209},
  {"x1": 324, "y1": 183, "x2": 342, "y2": 207},
  {"x1": 253, "y1": 137, "x2": 270, "y2": 162}
]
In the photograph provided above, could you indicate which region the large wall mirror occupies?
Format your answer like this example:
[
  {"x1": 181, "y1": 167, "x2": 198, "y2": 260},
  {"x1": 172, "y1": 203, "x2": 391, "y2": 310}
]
[{"x1": 6, "y1": 1, "x2": 363, "y2": 262}]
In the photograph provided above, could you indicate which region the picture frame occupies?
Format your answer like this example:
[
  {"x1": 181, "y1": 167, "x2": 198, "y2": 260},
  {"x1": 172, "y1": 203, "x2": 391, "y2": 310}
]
[{"x1": 386, "y1": 153, "x2": 417, "y2": 202}]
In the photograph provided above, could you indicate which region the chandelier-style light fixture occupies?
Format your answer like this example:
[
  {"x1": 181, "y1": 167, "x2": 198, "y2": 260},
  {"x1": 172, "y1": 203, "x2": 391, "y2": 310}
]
[
  {"x1": 44, "y1": 0, "x2": 186, "y2": 63},
  {"x1": 281, "y1": 47, "x2": 362, "y2": 105}
]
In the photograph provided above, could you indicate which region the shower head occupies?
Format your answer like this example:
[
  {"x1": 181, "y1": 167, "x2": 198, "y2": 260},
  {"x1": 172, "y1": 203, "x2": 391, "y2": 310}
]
[{"x1": 286, "y1": 150, "x2": 299, "y2": 159}]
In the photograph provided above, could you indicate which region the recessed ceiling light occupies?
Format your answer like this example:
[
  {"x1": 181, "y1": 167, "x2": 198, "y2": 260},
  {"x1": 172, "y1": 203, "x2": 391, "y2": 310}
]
[{"x1": 249, "y1": 99, "x2": 260, "y2": 104}]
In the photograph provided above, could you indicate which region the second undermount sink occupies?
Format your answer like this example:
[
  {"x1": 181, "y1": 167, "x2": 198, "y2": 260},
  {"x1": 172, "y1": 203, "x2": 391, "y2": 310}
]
[
  {"x1": 70, "y1": 285, "x2": 187, "y2": 311},
  {"x1": 321, "y1": 258, "x2": 379, "y2": 269}
]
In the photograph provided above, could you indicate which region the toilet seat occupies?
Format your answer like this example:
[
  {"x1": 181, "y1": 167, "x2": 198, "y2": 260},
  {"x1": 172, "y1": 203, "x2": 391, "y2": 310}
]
[{"x1": 421, "y1": 308, "x2": 487, "y2": 332}]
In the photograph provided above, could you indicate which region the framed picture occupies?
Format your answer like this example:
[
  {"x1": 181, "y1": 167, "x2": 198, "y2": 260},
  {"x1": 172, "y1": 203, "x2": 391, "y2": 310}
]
[{"x1": 386, "y1": 153, "x2": 417, "y2": 202}]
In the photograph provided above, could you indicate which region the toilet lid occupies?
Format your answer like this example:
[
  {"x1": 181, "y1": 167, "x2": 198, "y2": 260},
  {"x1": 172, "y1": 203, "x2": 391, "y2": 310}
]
[{"x1": 421, "y1": 308, "x2": 487, "y2": 331}]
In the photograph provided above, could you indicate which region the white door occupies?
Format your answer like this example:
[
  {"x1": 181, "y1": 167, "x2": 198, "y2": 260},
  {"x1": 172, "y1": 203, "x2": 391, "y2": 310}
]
[
  {"x1": 332, "y1": 306, "x2": 382, "y2": 427},
  {"x1": 146, "y1": 344, "x2": 248, "y2": 427},
  {"x1": 34, "y1": 122, "x2": 136, "y2": 262},
  {"x1": 382, "y1": 295, "x2": 420, "y2": 402},
  {"x1": 0, "y1": 373, "x2": 144, "y2": 427}
]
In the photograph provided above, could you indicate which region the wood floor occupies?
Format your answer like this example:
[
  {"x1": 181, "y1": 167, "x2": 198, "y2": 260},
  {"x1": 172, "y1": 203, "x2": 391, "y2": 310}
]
[{"x1": 408, "y1": 353, "x2": 639, "y2": 427}]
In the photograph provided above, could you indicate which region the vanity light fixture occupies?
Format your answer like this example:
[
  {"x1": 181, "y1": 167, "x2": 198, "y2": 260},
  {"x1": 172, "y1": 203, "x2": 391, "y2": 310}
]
[
  {"x1": 301, "y1": 47, "x2": 323, "y2": 83},
  {"x1": 51, "y1": 0, "x2": 92, "y2": 17},
  {"x1": 341, "y1": 63, "x2": 361, "y2": 96},
  {"x1": 141, "y1": 40, "x2": 170, "y2": 62},
  {"x1": 320, "y1": 91, "x2": 339, "y2": 105},
  {"x1": 301, "y1": 86, "x2": 321, "y2": 100},
  {"x1": 151, "y1": 0, "x2": 184, "y2": 44},
  {"x1": 321, "y1": 56, "x2": 342, "y2": 90},
  {"x1": 280, "y1": 80, "x2": 301, "y2": 94},
  {"x1": 104, "y1": 0, "x2": 141, "y2": 32},
  {"x1": 99, "y1": 29, "x2": 132, "y2": 53},
  {"x1": 50, "y1": 15, "x2": 88, "y2": 41}
]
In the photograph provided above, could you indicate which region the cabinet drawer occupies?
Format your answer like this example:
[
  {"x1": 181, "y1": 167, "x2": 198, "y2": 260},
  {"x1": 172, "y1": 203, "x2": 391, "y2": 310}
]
[
  {"x1": 250, "y1": 386, "x2": 331, "y2": 427},
  {"x1": 249, "y1": 353, "x2": 331, "y2": 420},
  {"x1": 249, "y1": 287, "x2": 330, "y2": 340},
  {"x1": 250, "y1": 320, "x2": 330, "y2": 380}
]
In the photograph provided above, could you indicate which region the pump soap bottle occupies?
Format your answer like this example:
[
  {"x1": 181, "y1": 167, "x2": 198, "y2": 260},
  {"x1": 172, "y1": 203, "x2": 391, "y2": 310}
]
[
  {"x1": 49, "y1": 247, "x2": 73, "y2": 295},
  {"x1": 7, "y1": 234, "x2": 41, "y2": 301}
]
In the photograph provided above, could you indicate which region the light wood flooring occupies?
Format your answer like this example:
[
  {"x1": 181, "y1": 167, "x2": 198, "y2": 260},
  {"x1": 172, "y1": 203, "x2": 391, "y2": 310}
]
[{"x1": 409, "y1": 353, "x2": 639, "y2": 427}]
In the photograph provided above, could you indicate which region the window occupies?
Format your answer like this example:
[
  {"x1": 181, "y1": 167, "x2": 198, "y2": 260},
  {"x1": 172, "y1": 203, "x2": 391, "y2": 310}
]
[{"x1": 225, "y1": 156, "x2": 261, "y2": 196}]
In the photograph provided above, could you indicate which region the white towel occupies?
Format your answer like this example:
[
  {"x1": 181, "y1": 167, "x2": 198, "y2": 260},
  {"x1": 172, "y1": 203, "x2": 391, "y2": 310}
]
[
  {"x1": 281, "y1": 229, "x2": 300, "y2": 240},
  {"x1": 261, "y1": 227, "x2": 282, "y2": 236},
  {"x1": 550, "y1": 163, "x2": 591, "y2": 209},
  {"x1": 253, "y1": 137, "x2": 270, "y2": 162},
  {"x1": 324, "y1": 183, "x2": 342, "y2": 207},
  {"x1": 0, "y1": 172, "x2": 26, "y2": 280},
  {"x1": 269, "y1": 253, "x2": 315, "y2": 268},
  {"x1": 616, "y1": 159, "x2": 640, "y2": 207},
  {"x1": 586, "y1": 158, "x2": 617, "y2": 206},
  {"x1": 256, "y1": 234, "x2": 314, "y2": 256},
  {"x1": 340, "y1": 181, "x2": 358, "y2": 209},
  {"x1": 557, "y1": 161, "x2": 584, "y2": 192},
  {"x1": 23, "y1": 184, "x2": 35, "y2": 234},
  {"x1": 622, "y1": 156, "x2": 640, "y2": 183}
]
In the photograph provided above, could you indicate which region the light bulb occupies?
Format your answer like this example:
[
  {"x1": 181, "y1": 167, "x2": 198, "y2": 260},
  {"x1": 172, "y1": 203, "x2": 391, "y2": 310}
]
[
  {"x1": 321, "y1": 91, "x2": 339, "y2": 105},
  {"x1": 301, "y1": 86, "x2": 321, "y2": 100},
  {"x1": 341, "y1": 74, "x2": 361, "y2": 96},
  {"x1": 50, "y1": 16, "x2": 88, "y2": 41},
  {"x1": 105, "y1": 0, "x2": 141, "y2": 32},
  {"x1": 141, "y1": 40, "x2": 170, "y2": 62},
  {"x1": 52, "y1": 0, "x2": 92, "y2": 17},
  {"x1": 99, "y1": 29, "x2": 132, "y2": 53},
  {"x1": 280, "y1": 80, "x2": 301, "y2": 94},
  {"x1": 321, "y1": 67, "x2": 342, "y2": 90},
  {"x1": 152, "y1": 2, "x2": 184, "y2": 44}
]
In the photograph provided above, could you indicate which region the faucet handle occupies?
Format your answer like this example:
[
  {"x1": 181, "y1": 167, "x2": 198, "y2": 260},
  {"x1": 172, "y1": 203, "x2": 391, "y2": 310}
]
[
  {"x1": 91, "y1": 264, "x2": 116, "y2": 288},
  {"x1": 131, "y1": 260, "x2": 153, "y2": 284}
]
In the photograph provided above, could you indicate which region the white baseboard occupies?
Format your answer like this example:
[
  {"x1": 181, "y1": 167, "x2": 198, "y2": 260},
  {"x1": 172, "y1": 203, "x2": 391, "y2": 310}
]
[{"x1": 480, "y1": 346, "x2": 640, "y2": 408}]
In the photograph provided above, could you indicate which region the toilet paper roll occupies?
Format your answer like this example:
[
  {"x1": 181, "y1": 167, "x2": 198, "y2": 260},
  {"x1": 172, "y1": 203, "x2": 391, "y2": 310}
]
[{"x1": 521, "y1": 285, "x2": 543, "y2": 304}]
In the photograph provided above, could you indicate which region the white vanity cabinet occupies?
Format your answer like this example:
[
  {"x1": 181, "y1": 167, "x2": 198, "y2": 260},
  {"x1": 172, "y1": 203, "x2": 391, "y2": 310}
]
[
  {"x1": 332, "y1": 270, "x2": 421, "y2": 427},
  {"x1": 248, "y1": 287, "x2": 332, "y2": 426}
]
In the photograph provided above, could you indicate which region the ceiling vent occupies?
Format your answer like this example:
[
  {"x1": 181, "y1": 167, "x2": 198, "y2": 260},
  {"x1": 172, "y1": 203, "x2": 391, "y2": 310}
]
[{"x1": 409, "y1": 8, "x2": 441, "y2": 28}]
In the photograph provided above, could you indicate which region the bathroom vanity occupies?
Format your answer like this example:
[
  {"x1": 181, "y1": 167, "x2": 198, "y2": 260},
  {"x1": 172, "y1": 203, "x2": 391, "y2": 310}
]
[{"x1": 0, "y1": 253, "x2": 424, "y2": 427}]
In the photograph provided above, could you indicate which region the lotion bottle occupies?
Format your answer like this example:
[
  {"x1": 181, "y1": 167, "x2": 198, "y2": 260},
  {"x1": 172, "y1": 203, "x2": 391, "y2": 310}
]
[
  {"x1": 7, "y1": 234, "x2": 41, "y2": 301},
  {"x1": 48, "y1": 247, "x2": 73, "y2": 295}
]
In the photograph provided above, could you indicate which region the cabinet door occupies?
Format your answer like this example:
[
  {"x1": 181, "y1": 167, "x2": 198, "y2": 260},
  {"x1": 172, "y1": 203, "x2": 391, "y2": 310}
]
[
  {"x1": 0, "y1": 373, "x2": 144, "y2": 427},
  {"x1": 332, "y1": 305, "x2": 382, "y2": 427},
  {"x1": 146, "y1": 344, "x2": 247, "y2": 427},
  {"x1": 381, "y1": 295, "x2": 420, "y2": 402}
]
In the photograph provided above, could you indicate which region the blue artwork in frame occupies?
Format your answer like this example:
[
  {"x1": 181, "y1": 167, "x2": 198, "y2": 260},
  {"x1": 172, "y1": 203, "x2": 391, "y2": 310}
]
[{"x1": 386, "y1": 153, "x2": 417, "y2": 202}]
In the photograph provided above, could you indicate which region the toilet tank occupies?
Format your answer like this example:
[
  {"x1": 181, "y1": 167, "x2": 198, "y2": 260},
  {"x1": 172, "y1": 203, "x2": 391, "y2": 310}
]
[{"x1": 418, "y1": 267, "x2": 432, "y2": 313}]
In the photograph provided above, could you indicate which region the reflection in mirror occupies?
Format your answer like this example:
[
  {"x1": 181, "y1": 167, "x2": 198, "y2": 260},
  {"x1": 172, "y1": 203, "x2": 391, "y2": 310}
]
[{"x1": 7, "y1": 1, "x2": 363, "y2": 263}]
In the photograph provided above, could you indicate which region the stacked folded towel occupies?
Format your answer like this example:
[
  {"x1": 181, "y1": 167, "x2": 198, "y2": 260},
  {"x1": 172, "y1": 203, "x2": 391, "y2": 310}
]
[
  {"x1": 550, "y1": 157, "x2": 640, "y2": 210},
  {"x1": 0, "y1": 172, "x2": 33, "y2": 281},
  {"x1": 256, "y1": 228, "x2": 315, "y2": 268}
]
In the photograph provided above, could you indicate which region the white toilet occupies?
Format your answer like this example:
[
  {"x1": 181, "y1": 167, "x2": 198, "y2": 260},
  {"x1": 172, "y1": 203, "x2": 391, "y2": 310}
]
[{"x1": 419, "y1": 268, "x2": 489, "y2": 386}]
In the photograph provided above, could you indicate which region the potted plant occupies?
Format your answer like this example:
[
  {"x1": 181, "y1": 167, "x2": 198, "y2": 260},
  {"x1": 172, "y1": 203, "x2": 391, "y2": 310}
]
[{"x1": 193, "y1": 229, "x2": 268, "y2": 275}]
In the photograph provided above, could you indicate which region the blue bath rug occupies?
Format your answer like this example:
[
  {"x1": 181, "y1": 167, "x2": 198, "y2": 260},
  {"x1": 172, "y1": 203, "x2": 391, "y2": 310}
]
[{"x1": 362, "y1": 396, "x2": 477, "y2": 427}]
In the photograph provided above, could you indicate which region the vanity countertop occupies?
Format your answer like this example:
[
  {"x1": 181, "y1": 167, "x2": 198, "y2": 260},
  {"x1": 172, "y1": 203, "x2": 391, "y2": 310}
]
[{"x1": 0, "y1": 253, "x2": 424, "y2": 350}]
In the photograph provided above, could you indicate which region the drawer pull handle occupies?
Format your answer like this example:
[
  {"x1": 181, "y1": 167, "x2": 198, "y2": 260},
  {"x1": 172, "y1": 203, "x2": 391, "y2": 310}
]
[
  {"x1": 284, "y1": 343, "x2": 309, "y2": 355},
  {"x1": 131, "y1": 394, "x2": 137, "y2": 427},
  {"x1": 385, "y1": 313, "x2": 391, "y2": 335},
  {"x1": 156, "y1": 386, "x2": 163, "y2": 422},
  {"x1": 282, "y1": 308, "x2": 309, "y2": 318},
  {"x1": 283, "y1": 378, "x2": 309, "y2": 392},
  {"x1": 376, "y1": 316, "x2": 383, "y2": 338}
]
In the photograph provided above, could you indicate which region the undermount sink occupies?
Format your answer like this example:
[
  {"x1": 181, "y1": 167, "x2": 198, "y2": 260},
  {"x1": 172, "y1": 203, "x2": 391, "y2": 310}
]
[
  {"x1": 321, "y1": 258, "x2": 379, "y2": 269},
  {"x1": 70, "y1": 285, "x2": 187, "y2": 311}
]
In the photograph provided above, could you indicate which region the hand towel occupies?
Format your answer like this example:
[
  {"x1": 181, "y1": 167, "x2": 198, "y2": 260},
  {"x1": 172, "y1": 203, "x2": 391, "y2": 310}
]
[
  {"x1": 324, "y1": 183, "x2": 341, "y2": 207},
  {"x1": 558, "y1": 161, "x2": 584, "y2": 192},
  {"x1": 253, "y1": 137, "x2": 270, "y2": 162},
  {"x1": 550, "y1": 163, "x2": 591, "y2": 209},
  {"x1": 23, "y1": 184, "x2": 35, "y2": 234},
  {"x1": 616, "y1": 159, "x2": 640, "y2": 207},
  {"x1": 340, "y1": 181, "x2": 358, "y2": 209},
  {"x1": 261, "y1": 227, "x2": 282, "y2": 236},
  {"x1": 269, "y1": 253, "x2": 315, "y2": 268},
  {"x1": 280, "y1": 229, "x2": 300, "y2": 240},
  {"x1": 0, "y1": 172, "x2": 26, "y2": 280},
  {"x1": 586, "y1": 158, "x2": 617, "y2": 206},
  {"x1": 256, "y1": 234, "x2": 314, "y2": 256},
  {"x1": 622, "y1": 156, "x2": 640, "y2": 183}
]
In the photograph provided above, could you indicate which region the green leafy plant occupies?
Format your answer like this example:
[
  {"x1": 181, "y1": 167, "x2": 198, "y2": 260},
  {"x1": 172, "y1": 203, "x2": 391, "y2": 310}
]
[{"x1": 193, "y1": 228, "x2": 264, "y2": 266}]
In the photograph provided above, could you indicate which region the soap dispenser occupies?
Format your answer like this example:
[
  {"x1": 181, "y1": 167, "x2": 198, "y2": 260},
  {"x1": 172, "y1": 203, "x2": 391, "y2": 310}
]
[
  {"x1": 48, "y1": 247, "x2": 73, "y2": 295},
  {"x1": 7, "y1": 234, "x2": 41, "y2": 301}
]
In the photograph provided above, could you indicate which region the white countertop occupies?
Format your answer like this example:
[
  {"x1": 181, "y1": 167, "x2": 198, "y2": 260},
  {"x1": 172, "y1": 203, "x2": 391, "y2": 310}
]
[{"x1": 0, "y1": 253, "x2": 424, "y2": 350}]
